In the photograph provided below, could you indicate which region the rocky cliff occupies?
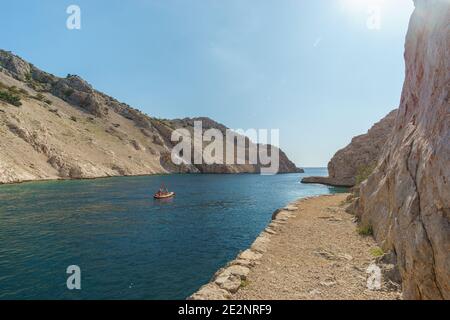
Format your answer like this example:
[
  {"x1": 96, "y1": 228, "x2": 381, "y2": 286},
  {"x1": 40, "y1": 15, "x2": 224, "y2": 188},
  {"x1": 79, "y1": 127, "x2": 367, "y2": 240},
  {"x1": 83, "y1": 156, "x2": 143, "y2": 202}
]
[
  {"x1": 0, "y1": 50, "x2": 300, "y2": 184},
  {"x1": 302, "y1": 110, "x2": 397, "y2": 187},
  {"x1": 354, "y1": 0, "x2": 449, "y2": 299}
]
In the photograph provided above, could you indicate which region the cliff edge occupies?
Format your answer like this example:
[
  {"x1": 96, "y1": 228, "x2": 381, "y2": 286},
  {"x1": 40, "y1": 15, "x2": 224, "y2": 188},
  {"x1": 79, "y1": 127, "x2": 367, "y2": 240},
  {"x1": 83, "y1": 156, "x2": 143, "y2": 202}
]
[
  {"x1": 302, "y1": 109, "x2": 397, "y2": 187},
  {"x1": 354, "y1": 0, "x2": 449, "y2": 299}
]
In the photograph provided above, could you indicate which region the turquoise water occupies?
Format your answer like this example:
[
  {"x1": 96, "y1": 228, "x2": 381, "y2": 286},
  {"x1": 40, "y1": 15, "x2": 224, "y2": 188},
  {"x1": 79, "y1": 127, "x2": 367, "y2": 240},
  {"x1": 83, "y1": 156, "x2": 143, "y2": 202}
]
[{"x1": 0, "y1": 168, "x2": 346, "y2": 300}]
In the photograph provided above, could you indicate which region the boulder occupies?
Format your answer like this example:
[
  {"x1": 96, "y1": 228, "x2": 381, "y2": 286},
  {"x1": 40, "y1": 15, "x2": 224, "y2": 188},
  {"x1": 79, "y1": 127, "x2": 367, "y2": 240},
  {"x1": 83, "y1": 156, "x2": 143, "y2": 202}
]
[
  {"x1": 239, "y1": 249, "x2": 263, "y2": 262},
  {"x1": 188, "y1": 283, "x2": 231, "y2": 300}
]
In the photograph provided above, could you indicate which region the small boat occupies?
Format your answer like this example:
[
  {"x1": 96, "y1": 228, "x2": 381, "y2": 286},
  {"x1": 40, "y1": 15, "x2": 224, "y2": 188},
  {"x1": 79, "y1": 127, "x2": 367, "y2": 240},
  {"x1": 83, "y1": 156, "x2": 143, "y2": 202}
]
[
  {"x1": 154, "y1": 184, "x2": 175, "y2": 199},
  {"x1": 154, "y1": 191, "x2": 175, "y2": 199}
]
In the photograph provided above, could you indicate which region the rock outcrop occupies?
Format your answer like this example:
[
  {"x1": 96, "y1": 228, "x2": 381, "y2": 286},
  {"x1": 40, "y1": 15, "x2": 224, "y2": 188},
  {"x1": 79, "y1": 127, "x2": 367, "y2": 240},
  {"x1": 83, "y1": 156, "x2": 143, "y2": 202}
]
[
  {"x1": 152, "y1": 117, "x2": 300, "y2": 174},
  {"x1": 354, "y1": 0, "x2": 449, "y2": 299},
  {"x1": 0, "y1": 50, "x2": 301, "y2": 184},
  {"x1": 302, "y1": 110, "x2": 397, "y2": 187}
]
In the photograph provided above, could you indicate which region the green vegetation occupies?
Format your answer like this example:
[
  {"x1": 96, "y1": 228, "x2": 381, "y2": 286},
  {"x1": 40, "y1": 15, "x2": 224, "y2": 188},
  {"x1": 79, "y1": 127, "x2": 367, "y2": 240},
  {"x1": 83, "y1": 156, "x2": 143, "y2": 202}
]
[
  {"x1": 25, "y1": 72, "x2": 32, "y2": 82},
  {"x1": 370, "y1": 247, "x2": 384, "y2": 257},
  {"x1": 0, "y1": 89, "x2": 22, "y2": 106},
  {"x1": 24, "y1": 72, "x2": 48, "y2": 92},
  {"x1": 240, "y1": 279, "x2": 249, "y2": 288},
  {"x1": 19, "y1": 88, "x2": 29, "y2": 96},
  {"x1": 24, "y1": 70, "x2": 53, "y2": 93},
  {"x1": 8, "y1": 86, "x2": 29, "y2": 97},
  {"x1": 8, "y1": 85, "x2": 20, "y2": 94},
  {"x1": 30, "y1": 93, "x2": 51, "y2": 105},
  {"x1": 155, "y1": 118, "x2": 175, "y2": 130},
  {"x1": 357, "y1": 225, "x2": 373, "y2": 236},
  {"x1": 355, "y1": 163, "x2": 376, "y2": 185},
  {"x1": 0, "y1": 83, "x2": 23, "y2": 106},
  {"x1": 34, "y1": 93, "x2": 45, "y2": 101},
  {"x1": 64, "y1": 88, "x2": 74, "y2": 97}
]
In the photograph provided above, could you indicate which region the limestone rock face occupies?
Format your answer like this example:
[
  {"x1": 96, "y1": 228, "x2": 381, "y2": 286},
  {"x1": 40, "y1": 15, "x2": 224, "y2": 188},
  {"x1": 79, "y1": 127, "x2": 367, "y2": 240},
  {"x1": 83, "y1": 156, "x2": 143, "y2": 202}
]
[
  {"x1": 355, "y1": 0, "x2": 449, "y2": 299},
  {"x1": 0, "y1": 50, "x2": 301, "y2": 184},
  {"x1": 0, "y1": 51, "x2": 32, "y2": 81},
  {"x1": 302, "y1": 110, "x2": 397, "y2": 187},
  {"x1": 153, "y1": 117, "x2": 301, "y2": 174}
]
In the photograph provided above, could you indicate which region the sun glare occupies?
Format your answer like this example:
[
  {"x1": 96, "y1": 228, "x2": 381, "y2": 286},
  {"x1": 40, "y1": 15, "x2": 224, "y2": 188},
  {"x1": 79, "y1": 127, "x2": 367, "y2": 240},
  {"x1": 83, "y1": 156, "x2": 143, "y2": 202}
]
[{"x1": 338, "y1": 0, "x2": 415, "y2": 30}]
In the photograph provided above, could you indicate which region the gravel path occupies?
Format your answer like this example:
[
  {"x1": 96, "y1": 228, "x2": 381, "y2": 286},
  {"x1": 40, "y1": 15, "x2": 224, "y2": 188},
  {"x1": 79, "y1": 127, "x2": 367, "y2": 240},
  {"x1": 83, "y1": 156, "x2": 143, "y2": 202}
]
[{"x1": 234, "y1": 194, "x2": 401, "y2": 300}]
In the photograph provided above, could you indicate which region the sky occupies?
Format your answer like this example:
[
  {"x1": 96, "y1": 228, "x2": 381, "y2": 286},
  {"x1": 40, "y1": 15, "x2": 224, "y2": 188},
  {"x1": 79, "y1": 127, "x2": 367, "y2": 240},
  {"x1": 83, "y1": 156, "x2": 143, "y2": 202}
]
[{"x1": 0, "y1": 0, "x2": 415, "y2": 167}]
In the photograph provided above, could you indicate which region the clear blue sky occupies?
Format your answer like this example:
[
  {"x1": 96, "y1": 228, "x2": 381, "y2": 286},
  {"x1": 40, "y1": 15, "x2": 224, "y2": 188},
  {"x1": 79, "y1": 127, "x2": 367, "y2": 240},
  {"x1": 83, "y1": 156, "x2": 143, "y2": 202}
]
[{"x1": 0, "y1": 0, "x2": 414, "y2": 166}]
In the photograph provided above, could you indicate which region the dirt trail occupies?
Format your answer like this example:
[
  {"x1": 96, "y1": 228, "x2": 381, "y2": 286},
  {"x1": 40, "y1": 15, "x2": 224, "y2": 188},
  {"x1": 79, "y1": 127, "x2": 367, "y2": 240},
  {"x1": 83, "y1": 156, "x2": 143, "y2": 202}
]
[{"x1": 232, "y1": 194, "x2": 401, "y2": 300}]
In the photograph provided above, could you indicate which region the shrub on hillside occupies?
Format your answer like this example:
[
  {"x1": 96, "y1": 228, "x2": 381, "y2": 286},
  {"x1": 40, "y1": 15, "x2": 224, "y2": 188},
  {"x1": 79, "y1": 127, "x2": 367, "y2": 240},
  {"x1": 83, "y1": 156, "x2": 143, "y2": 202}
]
[
  {"x1": 0, "y1": 90, "x2": 22, "y2": 106},
  {"x1": 357, "y1": 225, "x2": 373, "y2": 236},
  {"x1": 355, "y1": 163, "x2": 376, "y2": 185},
  {"x1": 32, "y1": 93, "x2": 46, "y2": 101}
]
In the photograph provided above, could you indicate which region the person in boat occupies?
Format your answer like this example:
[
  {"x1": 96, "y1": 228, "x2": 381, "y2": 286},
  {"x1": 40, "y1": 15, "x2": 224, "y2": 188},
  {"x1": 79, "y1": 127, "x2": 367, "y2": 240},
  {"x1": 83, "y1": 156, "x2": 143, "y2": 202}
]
[
  {"x1": 155, "y1": 184, "x2": 174, "y2": 198},
  {"x1": 158, "y1": 184, "x2": 169, "y2": 195}
]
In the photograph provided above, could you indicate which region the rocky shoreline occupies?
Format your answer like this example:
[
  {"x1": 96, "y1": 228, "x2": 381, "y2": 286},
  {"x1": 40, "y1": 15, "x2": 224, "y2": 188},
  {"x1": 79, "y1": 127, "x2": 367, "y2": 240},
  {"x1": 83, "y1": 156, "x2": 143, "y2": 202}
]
[
  {"x1": 0, "y1": 171, "x2": 304, "y2": 187},
  {"x1": 301, "y1": 176, "x2": 354, "y2": 188},
  {"x1": 189, "y1": 199, "x2": 305, "y2": 300},
  {"x1": 189, "y1": 194, "x2": 402, "y2": 300}
]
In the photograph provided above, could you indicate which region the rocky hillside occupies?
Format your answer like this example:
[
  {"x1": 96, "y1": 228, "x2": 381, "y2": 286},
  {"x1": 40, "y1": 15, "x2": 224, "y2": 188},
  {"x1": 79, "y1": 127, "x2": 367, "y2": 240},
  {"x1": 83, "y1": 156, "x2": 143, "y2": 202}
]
[
  {"x1": 302, "y1": 110, "x2": 397, "y2": 187},
  {"x1": 0, "y1": 50, "x2": 300, "y2": 184},
  {"x1": 353, "y1": 0, "x2": 449, "y2": 299}
]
